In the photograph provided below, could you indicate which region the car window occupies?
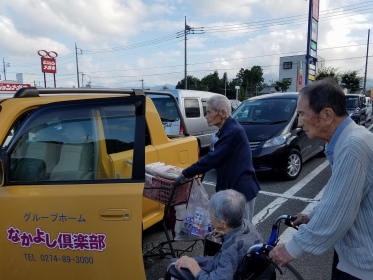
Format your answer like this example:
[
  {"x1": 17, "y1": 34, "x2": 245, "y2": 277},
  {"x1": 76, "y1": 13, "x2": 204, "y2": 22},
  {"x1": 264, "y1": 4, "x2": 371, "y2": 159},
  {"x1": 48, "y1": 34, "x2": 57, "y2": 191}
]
[
  {"x1": 232, "y1": 98, "x2": 296, "y2": 123},
  {"x1": 184, "y1": 99, "x2": 200, "y2": 118},
  {"x1": 346, "y1": 96, "x2": 359, "y2": 108},
  {"x1": 8, "y1": 101, "x2": 137, "y2": 183},
  {"x1": 102, "y1": 107, "x2": 136, "y2": 154},
  {"x1": 149, "y1": 96, "x2": 180, "y2": 121}
]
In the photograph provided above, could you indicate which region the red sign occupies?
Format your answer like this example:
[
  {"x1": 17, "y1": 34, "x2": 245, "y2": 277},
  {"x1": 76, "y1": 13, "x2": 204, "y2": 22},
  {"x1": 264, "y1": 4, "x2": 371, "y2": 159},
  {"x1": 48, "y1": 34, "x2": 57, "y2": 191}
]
[
  {"x1": 296, "y1": 61, "x2": 303, "y2": 92},
  {"x1": 0, "y1": 83, "x2": 31, "y2": 92},
  {"x1": 38, "y1": 50, "x2": 58, "y2": 74},
  {"x1": 41, "y1": 57, "x2": 57, "y2": 73},
  {"x1": 312, "y1": 0, "x2": 320, "y2": 21}
]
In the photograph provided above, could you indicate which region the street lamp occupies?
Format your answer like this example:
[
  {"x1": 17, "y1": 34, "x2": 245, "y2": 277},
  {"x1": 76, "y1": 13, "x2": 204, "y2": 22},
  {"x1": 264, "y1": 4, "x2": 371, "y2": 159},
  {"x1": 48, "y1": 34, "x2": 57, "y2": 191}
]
[{"x1": 235, "y1": 86, "x2": 240, "y2": 101}]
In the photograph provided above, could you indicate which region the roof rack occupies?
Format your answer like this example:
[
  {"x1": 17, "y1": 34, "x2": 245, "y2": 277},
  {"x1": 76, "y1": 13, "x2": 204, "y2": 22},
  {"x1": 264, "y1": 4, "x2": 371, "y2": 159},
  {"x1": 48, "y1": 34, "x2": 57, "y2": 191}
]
[{"x1": 13, "y1": 87, "x2": 146, "y2": 98}]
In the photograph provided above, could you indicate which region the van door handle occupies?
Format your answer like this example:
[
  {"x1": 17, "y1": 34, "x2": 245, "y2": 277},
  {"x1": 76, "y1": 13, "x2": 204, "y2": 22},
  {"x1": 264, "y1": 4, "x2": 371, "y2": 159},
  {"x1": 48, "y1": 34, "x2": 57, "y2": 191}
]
[{"x1": 99, "y1": 209, "x2": 132, "y2": 221}]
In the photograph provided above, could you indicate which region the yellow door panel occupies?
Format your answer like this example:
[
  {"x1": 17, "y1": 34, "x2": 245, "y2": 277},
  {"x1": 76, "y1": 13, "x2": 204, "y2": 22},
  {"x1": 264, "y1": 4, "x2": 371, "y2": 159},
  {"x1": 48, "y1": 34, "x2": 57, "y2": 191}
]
[{"x1": 0, "y1": 183, "x2": 145, "y2": 280}]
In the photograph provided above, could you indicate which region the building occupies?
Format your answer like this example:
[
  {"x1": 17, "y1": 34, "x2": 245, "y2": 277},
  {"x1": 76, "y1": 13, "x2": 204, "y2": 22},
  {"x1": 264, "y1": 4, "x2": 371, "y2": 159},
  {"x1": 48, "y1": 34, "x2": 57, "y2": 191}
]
[
  {"x1": 16, "y1": 73, "x2": 38, "y2": 86},
  {"x1": 279, "y1": 55, "x2": 325, "y2": 92},
  {"x1": 258, "y1": 84, "x2": 279, "y2": 95}
]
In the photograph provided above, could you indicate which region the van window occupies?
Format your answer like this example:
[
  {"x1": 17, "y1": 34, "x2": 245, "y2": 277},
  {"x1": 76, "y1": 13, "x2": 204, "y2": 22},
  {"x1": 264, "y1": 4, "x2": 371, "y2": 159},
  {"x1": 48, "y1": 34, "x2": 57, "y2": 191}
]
[
  {"x1": 184, "y1": 99, "x2": 200, "y2": 118},
  {"x1": 202, "y1": 99, "x2": 208, "y2": 116}
]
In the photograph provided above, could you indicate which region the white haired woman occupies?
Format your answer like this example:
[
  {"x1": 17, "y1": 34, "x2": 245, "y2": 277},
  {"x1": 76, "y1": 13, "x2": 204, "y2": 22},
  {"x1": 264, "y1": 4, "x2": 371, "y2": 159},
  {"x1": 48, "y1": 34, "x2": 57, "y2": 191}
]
[
  {"x1": 166, "y1": 189, "x2": 263, "y2": 280},
  {"x1": 181, "y1": 94, "x2": 260, "y2": 222}
]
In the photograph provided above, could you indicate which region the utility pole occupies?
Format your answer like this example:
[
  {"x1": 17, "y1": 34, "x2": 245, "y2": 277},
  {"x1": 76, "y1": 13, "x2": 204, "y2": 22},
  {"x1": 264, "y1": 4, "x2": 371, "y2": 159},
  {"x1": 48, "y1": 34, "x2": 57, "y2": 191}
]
[
  {"x1": 224, "y1": 76, "x2": 227, "y2": 96},
  {"x1": 184, "y1": 17, "x2": 190, "y2": 90},
  {"x1": 75, "y1": 42, "x2": 82, "y2": 88},
  {"x1": 364, "y1": 29, "x2": 370, "y2": 93},
  {"x1": 3, "y1": 58, "x2": 9, "y2": 80},
  {"x1": 183, "y1": 17, "x2": 204, "y2": 90},
  {"x1": 139, "y1": 78, "x2": 144, "y2": 89}
]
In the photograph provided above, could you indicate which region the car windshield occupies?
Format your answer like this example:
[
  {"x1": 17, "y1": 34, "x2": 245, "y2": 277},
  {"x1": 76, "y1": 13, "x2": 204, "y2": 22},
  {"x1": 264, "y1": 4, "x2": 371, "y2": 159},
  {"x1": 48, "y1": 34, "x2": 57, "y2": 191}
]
[
  {"x1": 346, "y1": 96, "x2": 359, "y2": 108},
  {"x1": 232, "y1": 98, "x2": 297, "y2": 124}
]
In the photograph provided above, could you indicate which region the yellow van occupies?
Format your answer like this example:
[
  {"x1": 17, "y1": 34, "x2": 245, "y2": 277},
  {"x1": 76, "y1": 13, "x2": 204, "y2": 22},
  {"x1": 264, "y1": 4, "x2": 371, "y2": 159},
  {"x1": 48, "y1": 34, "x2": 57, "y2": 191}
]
[{"x1": 0, "y1": 87, "x2": 198, "y2": 280}]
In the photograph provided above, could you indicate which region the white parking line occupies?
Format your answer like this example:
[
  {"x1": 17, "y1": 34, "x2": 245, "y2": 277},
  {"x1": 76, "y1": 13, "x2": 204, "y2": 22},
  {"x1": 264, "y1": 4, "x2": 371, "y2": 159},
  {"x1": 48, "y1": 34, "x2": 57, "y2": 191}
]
[{"x1": 252, "y1": 160, "x2": 330, "y2": 225}]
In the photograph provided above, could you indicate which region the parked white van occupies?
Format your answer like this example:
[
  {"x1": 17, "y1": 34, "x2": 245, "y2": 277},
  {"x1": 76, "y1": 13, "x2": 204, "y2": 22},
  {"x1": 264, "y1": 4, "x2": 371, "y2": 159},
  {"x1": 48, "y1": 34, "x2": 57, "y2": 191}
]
[
  {"x1": 365, "y1": 97, "x2": 372, "y2": 121},
  {"x1": 148, "y1": 90, "x2": 219, "y2": 151}
]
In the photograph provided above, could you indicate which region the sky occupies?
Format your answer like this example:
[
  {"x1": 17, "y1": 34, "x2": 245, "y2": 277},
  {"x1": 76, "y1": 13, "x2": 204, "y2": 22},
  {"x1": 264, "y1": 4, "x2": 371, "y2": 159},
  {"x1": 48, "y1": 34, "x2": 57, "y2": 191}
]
[{"x1": 1, "y1": 0, "x2": 373, "y2": 90}]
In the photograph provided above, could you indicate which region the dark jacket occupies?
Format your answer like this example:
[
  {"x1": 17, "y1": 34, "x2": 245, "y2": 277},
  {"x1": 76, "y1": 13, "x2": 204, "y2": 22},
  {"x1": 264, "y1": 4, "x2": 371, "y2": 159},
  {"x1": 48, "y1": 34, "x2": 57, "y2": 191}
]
[
  {"x1": 196, "y1": 220, "x2": 263, "y2": 280},
  {"x1": 182, "y1": 117, "x2": 260, "y2": 201}
]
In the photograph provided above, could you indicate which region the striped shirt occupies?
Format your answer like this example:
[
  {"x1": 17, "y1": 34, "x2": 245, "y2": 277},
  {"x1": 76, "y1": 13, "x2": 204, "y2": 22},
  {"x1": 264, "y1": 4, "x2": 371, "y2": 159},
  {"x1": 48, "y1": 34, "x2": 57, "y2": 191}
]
[{"x1": 286, "y1": 117, "x2": 373, "y2": 280}]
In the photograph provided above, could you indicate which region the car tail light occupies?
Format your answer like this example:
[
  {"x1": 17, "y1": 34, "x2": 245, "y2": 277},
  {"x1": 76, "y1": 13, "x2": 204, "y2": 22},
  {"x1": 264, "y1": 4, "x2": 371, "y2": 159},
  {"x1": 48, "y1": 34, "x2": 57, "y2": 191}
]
[{"x1": 179, "y1": 122, "x2": 185, "y2": 135}]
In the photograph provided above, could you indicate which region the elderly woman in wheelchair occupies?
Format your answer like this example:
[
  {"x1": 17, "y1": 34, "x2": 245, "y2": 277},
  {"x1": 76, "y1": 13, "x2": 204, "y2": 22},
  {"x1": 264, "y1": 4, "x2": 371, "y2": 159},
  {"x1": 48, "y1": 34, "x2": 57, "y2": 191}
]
[{"x1": 166, "y1": 189, "x2": 263, "y2": 280}]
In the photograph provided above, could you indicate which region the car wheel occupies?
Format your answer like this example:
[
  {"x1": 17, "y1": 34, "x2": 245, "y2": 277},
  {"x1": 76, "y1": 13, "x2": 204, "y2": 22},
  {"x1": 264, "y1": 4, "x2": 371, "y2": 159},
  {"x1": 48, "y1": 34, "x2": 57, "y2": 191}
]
[{"x1": 283, "y1": 149, "x2": 302, "y2": 180}]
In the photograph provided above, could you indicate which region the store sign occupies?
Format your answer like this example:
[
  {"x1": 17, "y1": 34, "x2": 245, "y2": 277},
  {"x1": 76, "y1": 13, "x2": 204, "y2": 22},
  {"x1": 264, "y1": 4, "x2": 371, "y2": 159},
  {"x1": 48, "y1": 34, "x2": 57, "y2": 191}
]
[
  {"x1": 0, "y1": 83, "x2": 31, "y2": 92},
  {"x1": 38, "y1": 50, "x2": 58, "y2": 74},
  {"x1": 313, "y1": 0, "x2": 320, "y2": 21},
  {"x1": 41, "y1": 57, "x2": 57, "y2": 73},
  {"x1": 311, "y1": 41, "x2": 317, "y2": 51},
  {"x1": 296, "y1": 61, "x2": 303, "y2": 92},
  {"x1": 310, "y1": 49, "x2": 317, "y2": 58},
  {"x1": 311, "y1": 18, "x2": 318, "y2": 42}
]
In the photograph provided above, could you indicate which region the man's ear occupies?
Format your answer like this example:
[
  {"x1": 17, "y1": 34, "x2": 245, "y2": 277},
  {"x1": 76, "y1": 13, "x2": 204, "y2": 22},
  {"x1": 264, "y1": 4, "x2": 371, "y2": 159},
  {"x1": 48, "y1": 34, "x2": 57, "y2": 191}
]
[
  {"x1": 220, "y1": 109, "x2": 228, "y2": 119},
  {"x1": 322, "y1": 108, "x2": 334, "y2": 124}
]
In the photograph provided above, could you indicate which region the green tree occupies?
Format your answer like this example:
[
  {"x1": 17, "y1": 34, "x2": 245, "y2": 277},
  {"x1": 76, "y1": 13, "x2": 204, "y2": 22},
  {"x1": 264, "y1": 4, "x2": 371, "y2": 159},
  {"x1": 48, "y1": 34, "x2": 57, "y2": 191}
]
[
  {"x1": 340, "y1": 70, "x2": 362, "y2": 93},
  {"x1": 201, "y1": 71, "x2": 222, "y2": 93},
  {"x1": 176, "y1": 75, "x2": 207, "y2": 90},
  {"x1": 315, "y1": 67, "x2": 339, "y2": 82},
  {"x1": 275, "y1": 79, "x2": 291, "y2": 92},
  {"x1": 235, "y1": 66, "x2": 264, "y2": 98}
]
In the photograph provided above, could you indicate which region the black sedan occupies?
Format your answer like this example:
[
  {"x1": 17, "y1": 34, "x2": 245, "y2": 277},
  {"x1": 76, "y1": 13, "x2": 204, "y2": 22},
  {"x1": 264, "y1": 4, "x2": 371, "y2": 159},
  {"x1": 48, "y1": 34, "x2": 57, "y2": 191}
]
[{"x1": 232, "y1": 92, "x2": 325, "y2": 180}]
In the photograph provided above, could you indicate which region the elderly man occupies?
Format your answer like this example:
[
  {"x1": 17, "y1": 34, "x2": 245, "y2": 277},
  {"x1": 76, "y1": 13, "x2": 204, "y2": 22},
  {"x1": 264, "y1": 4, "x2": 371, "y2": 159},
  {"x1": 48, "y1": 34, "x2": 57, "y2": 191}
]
[
  {"x1": 269, "y1": 79, "x2": 373, "y2": 280},
  {"x1": 167, "y1": 189, "x2": 263, "y2": 280},
  {"x1": 182, "y1": 94, "x2": 260, "y2": 222}
]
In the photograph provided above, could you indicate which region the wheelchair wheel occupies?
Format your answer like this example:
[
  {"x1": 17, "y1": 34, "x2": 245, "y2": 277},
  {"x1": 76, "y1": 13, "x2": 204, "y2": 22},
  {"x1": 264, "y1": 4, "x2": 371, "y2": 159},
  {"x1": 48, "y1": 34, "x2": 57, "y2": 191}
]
[{"x1": 275, "y1": 263, "x2": 304, "y2": 280}]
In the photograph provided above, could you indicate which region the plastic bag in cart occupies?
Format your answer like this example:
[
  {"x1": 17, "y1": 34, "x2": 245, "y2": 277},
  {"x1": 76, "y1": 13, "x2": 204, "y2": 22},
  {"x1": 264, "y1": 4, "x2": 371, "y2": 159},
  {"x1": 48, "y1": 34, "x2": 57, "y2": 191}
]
[{"x1": 174, "y1": 178, "x2": 212, "y2": 240}]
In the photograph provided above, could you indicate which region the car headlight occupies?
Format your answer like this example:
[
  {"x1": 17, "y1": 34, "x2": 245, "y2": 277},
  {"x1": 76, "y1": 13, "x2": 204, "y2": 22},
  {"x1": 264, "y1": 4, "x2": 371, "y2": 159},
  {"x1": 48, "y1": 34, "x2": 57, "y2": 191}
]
[{"x1": 262, "y1": 133, "x2": 291, "y2": 148}]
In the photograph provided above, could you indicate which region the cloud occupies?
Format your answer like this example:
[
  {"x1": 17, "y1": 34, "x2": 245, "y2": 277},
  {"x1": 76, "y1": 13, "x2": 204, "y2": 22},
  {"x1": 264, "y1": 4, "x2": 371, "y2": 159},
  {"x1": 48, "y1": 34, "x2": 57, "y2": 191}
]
[
  {"x1": 0, "y1": 0, "x2": 148, "y2": 46},
  {"x1": 0, "y1": 16, "x2": 70, "y2": 58},
  {"x1": 187, "y1": 0, "x2": 258, "y2": 19}
]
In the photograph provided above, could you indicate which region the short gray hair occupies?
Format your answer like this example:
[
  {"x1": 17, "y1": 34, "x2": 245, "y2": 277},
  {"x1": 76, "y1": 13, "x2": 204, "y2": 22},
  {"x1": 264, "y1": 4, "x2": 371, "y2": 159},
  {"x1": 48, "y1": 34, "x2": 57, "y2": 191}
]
[
  {"x1": 300, "y1": 78, "x2": 348, "y2": 117},
  {"x1": 209, "y1": 189, "x2": 246, "y2": 228},
  {"x1": 207, "y1": 94, "x2": 232, "y2": 117}
]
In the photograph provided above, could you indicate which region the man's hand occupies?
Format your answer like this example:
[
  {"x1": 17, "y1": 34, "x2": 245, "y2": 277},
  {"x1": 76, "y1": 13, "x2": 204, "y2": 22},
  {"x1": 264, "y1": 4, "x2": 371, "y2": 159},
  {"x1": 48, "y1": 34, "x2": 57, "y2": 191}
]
[
  {"x1": 293, "y1": 213, "x2": 310, "y2": 227},
  {"x1": 174, "y1": 256, "x2": 201, "y2": 276},
  {"x1": 269, "y1": 244, "x2": 294, "y2": 267}
]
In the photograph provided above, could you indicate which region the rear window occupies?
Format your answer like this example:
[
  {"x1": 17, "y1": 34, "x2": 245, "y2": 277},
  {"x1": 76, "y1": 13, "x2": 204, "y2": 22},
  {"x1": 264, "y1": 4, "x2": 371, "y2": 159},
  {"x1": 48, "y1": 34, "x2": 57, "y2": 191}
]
[
  {"x1": 346, "y1": 96, "x2": 359, "y2": 108},
  {"x1": 149, "y1": 96, "x2": 180, "y2": 121}
]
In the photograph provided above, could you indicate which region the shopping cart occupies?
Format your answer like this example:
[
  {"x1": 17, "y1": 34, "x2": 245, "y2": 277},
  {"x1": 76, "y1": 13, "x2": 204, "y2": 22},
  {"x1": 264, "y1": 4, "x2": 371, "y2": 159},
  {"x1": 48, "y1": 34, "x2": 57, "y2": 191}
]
[{"x1": 142, "y1": 174, "x2": 203, "y2": 264}]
